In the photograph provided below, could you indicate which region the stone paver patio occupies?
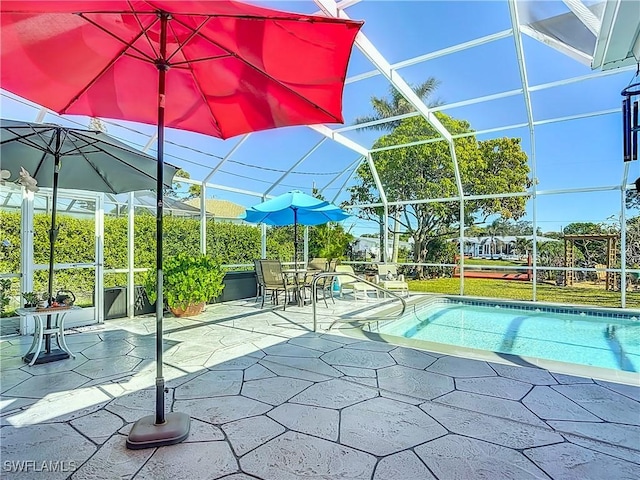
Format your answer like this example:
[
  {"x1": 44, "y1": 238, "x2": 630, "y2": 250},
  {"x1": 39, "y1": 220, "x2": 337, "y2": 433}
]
[{"x1": 1, "y1": 298, "x2": 639, "y2": 479}]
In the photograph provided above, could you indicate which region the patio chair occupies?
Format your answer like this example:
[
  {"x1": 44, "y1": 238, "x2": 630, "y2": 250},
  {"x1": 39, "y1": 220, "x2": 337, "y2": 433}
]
[
  {"x1": 306, "y1": 257, "x2": 328, "y2": 273},
  {"x1": 253, "y1": 259, "x2": 265, "y2": 303},
  {"x1": 303, "y1": 260, "x2": 335, "y2": 307},
  {"x1": 375, "y1": 264, "x2": 409, "y2": 297},
  {"x1": 259, "y1": 259, "x2": 298, "y2": 309},
  {"x1": 334, "y1": 265, "x2": 378, "y2": 301}
]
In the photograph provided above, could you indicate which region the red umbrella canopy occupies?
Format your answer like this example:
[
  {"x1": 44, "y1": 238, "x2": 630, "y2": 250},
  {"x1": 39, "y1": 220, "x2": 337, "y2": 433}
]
[{"x1": 0, "y1": 0, "x2": 363, "y2": 139}]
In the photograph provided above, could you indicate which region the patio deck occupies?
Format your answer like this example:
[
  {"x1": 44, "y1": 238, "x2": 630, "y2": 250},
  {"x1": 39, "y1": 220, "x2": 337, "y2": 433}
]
[{"x1": 1, "y1": 297, "x2": 639, "y2": 479}]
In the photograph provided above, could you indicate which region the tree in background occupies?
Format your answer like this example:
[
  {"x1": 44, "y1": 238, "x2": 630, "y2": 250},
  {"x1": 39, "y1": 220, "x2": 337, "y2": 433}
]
[
  {"x1": 309, "y1": 223, "x2": 354, "y2": 262},
  {"x1": 355, "y1": 79, "x2": 441, "y2": 261},
  {"x1": 626, "y1": 216, "x2": 640, "y2": 287},
  {"x1": 302, "y1": 187, "x2": 354, "y2": 261},
  {"x1": 354, "y1": 78, "x2": 441, "y2": 130},
  {"x1": 168, "y1": 169, "x2": 201, "y2": 199},
  {"x1": 350, "y1": 112, "x2": 531, "y2": 278},
  {"x1": 513, "y1": 237, "x2": 533, "y2": 257},
  {"x1": 626, "y1": 178, "x2": 639, "y2": 209}
]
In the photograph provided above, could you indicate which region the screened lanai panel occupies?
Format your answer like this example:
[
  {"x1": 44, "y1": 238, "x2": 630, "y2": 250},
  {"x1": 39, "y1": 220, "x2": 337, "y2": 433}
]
[
  {"x1": 438, "y1": 95, "x2": 529, "y2": 133},
  {"x1": 475, "y1": 126, "x2": 532, "y2": 154},
  {"x1": 339, "y1": 76, "x2": 402, "y2": 133},
  {"x1": 1, "y1": 92, "x2": 42, "y2": 123},
  {"x1": 537, "y1": 190, "x2": 620, "y2": 234},
  {"x1": 104, "y1": 197, "x2": 128, "y2": 271},
  {"x1": 531, "y1": 74, "x2": 627, "y2": 121},
  {"x1": 31, "y1": 192, "x2": 96, "y2": 266},
  {"x1": 204, "y1": 129, "x2": 342, "y2": 196},
  {"x1": 33, "y1": 268, "x2": 97, "y2": 310},
  {"x1": 0, "y1": 184, "x2": 21, "y2": 321},
  {"x1": 0, "y1": 185, "x2": 22, "y2": 214},
  {"x1": 535, "y1": 189, "x2": 627, "y2": 307},
  {"x1": 347, "y1": 0, "x2": 512, "y2": 62},
  {"x1": 462, "y1": 275, "x2": 534, "y2": 303},
  {"x1": 522, "y1": 34, "x2": 596, "y2": 86},
  {"x1": 103, "y1": 195, "x2": 129, "y2": 288},
  {"x1": 625, "y1": 195, "x2": 639, "y2": 277},
  {"x1": 100, "y1": 118, "x2": 157, "y2": 152},
  {"x1": 396, "y1": 38, "x2": 523, "y2": 107},
  {"x1": 534, "y1": 116, "x2": 621, "y2": 190}
]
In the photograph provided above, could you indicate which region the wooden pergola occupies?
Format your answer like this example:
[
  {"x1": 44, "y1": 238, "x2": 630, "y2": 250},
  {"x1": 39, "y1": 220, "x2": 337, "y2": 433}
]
[{"x1": 564, "y1": 234, "x2": 619, "y2": 290}]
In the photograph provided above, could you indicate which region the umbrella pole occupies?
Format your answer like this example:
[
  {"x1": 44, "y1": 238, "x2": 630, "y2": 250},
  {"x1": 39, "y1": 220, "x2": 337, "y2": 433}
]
[
  {"x1": 25, "y1": 129, "x2": 70, "y2": 365},
  {"x1": 44, "y1": 153, "x2": 59, "y2": 353},
  {"x1": 294, "y1": 208, "x2": 298, "y2": 271},
  {"x1": 127, "y1": 11, "x2": 189, "y2": 450}
]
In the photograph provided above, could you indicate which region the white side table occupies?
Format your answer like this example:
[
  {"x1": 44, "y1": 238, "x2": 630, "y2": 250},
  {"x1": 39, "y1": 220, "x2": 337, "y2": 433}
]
[{"x1": 16, "y1": 306, "x2": 79, "y2": 366}]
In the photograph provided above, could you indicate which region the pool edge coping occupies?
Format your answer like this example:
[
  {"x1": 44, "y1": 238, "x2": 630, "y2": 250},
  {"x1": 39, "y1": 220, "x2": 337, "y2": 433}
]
[{"x1": 337, "y1": 293, "x2": 640, "y2": 387}]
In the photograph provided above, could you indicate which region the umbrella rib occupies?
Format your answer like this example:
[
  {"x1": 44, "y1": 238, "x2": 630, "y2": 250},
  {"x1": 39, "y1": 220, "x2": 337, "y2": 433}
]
[
  {"x1": 165, "y1": 16, "x2": 209, "y2": 64},
  {"x1": 183, "y1": 66, "x2": 225, "y2": 136},
  {"x1": 169, "y1": 15, "x2": 343, "y2": 123},
  {"x1": 63, "y1": 133, "x2": 121, "y2": 193},
  {"x1": 59, "y1": 13, "x2": 159, "y2": 112},
  {"x1": 29, "y1": 126, "x2": 59, "y2": 179},
  {"x1": 29, "y1": 7, "x2": 353, "y2": 121},
  {"x1": 78, "y1": 12, "x2": 157, "y2": 64},
  {"x1": 128, "y1": 0, "x2": 161, "y2": 60},
  {"x1": 71, "y1": 131, "x2": 168, "y2": 188},
  {"x1": 0, "y1": 126, "x2": 56, "y2": 146},
  {"x1": 169, "y1": 55, "x2": 230, "y2": 66}
]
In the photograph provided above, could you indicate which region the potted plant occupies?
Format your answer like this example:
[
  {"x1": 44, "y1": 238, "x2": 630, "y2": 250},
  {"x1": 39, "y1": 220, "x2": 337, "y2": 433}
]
[
  {"x1": 22, "y1": 291, "x2": 40, "y2": 308},
  {"x1": 144, "y1": 253, "x2": 225, "y2": 317}
]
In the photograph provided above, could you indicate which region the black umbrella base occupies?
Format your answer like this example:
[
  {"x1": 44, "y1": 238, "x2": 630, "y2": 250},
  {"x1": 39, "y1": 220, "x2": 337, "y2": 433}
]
[
  {"x1": 23, "y1": 349, "x2": 70, "y2": 365},
  {"x1": 126, "y1": 412, "x2": 190, "y2": 450}
]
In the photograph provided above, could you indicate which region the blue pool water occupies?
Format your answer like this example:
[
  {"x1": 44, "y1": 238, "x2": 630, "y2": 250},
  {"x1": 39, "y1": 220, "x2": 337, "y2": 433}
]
[{"x1": 379, "y1": 299, "x2": 640, "y2": 373}]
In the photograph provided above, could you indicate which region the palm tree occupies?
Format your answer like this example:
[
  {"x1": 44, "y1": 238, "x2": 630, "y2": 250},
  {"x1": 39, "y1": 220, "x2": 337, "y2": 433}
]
[
  {"x1": 514, "y1": 237, "x2": 533, "y2": 258},
  {"x1": 354, "y1": 78, "x2": 441, "y2": 131},
  {"x1": 354, "y1": 78, "x2": 442, "y2": 261}
]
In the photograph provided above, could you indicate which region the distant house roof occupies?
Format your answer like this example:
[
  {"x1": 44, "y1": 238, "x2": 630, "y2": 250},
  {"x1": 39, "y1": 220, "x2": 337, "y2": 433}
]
[
  {"x1": 353, "y1": 236, "x2": 413, "y2": 251},
  {"x1": 182, "y1": 198, "x2": 246, "y2": 219}
]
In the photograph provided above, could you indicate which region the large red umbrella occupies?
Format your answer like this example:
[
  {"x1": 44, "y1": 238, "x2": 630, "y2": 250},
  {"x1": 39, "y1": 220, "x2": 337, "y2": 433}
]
[{"x1": 1, "y1": 0, "x2": 362, "y2": 449}]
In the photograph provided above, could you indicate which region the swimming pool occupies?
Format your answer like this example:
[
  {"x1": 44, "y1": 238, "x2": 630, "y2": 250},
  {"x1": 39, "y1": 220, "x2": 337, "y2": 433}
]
[{"x1": 377, "y1": 298, "x2": 640, "y2": 374}]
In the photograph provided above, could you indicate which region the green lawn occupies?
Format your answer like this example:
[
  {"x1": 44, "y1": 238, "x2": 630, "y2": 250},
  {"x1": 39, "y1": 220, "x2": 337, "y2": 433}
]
[{"x1": 408, "y1": 278, "x2": 640, "y2": 309}]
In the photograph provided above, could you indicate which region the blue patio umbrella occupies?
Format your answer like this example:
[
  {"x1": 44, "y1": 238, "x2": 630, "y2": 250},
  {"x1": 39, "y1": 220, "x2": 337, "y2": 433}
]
[{"x1": 241, "y1": 191, "x2": 350, "y2": 265}]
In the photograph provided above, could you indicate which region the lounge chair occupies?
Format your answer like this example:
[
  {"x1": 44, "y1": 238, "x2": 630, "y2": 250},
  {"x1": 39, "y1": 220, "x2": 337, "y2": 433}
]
[
  {"x1": 334, "y1": 265, "x2": 378, "y2": 301},
  {"x1": 375, "y1": 264, "x2": 409, "y2": 297}
]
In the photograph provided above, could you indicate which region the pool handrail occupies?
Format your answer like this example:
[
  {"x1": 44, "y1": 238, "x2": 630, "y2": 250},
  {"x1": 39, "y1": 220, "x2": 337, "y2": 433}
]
[{"x1": 310, "y1": 271, "x2": 407, "y2": 332}]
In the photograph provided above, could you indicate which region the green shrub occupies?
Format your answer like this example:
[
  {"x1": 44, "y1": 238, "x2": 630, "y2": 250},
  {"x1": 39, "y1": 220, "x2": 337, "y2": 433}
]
[
  {"x1": 144, "y1": 253, "x2": 225, "y2": 309},
  {"x1": 0, "y1": 279, "x2": 11, "y2": 315}
]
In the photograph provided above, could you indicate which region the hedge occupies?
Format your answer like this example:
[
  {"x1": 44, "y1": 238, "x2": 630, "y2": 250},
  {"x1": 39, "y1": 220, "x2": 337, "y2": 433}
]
[{"x1": 0, "y1": 211, "x2": 296, "y2": 308}]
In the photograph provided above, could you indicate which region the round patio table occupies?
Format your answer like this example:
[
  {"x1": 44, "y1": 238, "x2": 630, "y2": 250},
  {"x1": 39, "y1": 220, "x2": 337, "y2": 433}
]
[
  {"x1": 282, "y1": 269, "x2": 309, "y2": 306},
  {"x1": 17, "y1": 306, "x2": 80, "y2": 366}
]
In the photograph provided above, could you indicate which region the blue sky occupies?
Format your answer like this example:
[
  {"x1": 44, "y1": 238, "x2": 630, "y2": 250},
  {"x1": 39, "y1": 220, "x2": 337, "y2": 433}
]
[{"x1": 1, "y1": 0, "x2": 638, "y2": 237}]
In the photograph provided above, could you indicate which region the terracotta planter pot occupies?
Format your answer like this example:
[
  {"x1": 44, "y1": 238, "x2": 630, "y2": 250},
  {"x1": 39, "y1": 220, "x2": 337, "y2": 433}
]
[{"x1": 169, "y1": 302, "x2": 205, "y2": 318}]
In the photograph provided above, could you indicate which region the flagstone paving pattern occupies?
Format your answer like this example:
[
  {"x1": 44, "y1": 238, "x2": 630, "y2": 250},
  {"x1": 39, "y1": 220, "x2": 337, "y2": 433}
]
[{"x1": 1, "y1": 299, "x2": 639, "y2": 479}]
